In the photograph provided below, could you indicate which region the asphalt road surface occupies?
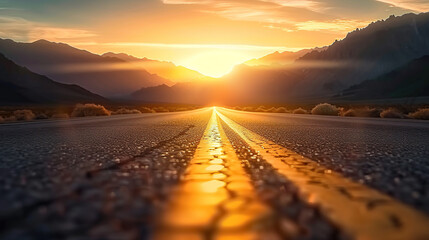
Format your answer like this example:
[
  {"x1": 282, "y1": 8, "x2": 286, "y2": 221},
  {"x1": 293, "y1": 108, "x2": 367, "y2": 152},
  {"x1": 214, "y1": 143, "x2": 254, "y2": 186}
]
[{"x1": 0, "y1": 107, "x2": 428, "y2": 240}]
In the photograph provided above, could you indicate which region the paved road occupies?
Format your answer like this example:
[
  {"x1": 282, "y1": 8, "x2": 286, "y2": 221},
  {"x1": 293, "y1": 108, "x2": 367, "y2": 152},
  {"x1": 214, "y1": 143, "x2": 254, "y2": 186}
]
[
  {"x1": 217, "y1": 108, "x2": 429, "y2": 214},
  {"x1": 0, "y1": 107, "x2": 428, "y2": 240}
]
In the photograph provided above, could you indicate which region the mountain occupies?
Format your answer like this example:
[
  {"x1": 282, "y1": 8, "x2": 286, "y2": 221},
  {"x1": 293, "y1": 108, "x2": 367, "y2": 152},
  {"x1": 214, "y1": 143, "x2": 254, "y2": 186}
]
[
  {"x1": 0, "y1": 39, "x2": 172, "y2": 97},
  {"x1": 102, "y1": 52, "x2": 214, "y2": 83},
  {"x1": 335, "y1": 55, "x2": 429, "y2": 100},
  {"x1": 0, "y1": 53, "x2": 106, "y2": 105},
  {"x1": 243, "y1": 48, "x2": 325, "y2": 67},
  {"x1": 128, "y1": 12, "x2": 429, "y2": 105},
  {"x1": 130, "y1": 82, "x2": 227, "y2": 104},
  {"x1": 216, "y1": 12, "x2": 429, "y2": 103},
  {"x1": 294, "y1": 12, "x2": 429, "y2": 96},
  {"x1": 129, "y1": 64, "x2": 303, "y2": 105}
]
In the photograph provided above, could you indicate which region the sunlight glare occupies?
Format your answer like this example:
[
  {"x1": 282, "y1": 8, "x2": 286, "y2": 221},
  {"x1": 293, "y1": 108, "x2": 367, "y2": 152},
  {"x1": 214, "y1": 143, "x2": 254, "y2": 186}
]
[
  {"x1": 201, "y1": 180, "x2": 226, "y2": 193},
  {"x1": 181, "y1": 50, "x2": 256, "y2": 77}
]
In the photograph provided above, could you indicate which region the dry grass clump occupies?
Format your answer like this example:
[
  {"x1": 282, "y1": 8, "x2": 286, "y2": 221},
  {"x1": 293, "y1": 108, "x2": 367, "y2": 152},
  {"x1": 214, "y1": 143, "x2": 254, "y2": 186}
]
[
  {"x1": 380, "y1": 108, "x2": 404, "y2": 119},
  {"x1": 342, "y1": 107, "x2": 382, "y2": 118},
  {"x1": 52, "y1": 113, "x2": 70, "y2": 119},
  {"x1": 4, "y1": 116, "x2": 17, "y2": 122},
  {"x1": 13, "y1": 109, "x2": 36, "y2": 121},
  {"x1": 71, "y1": 104, "x2": 111, "y2": 117},
  {"x1": 255, "y1": 106, "x2": 267, "y2": 112},
  {"x1": 35, "y1": 113, "x2": 49, "y2": 120},
  {"x1": 274, "y1": 107, "x2": 288, "y2": 113},
  {"x1": 265, "y1": 107, "x2": 275, "y2": 112},
  {"x1": 141, "y1": 107, "x2": 156, "y2": 113},
  {"x1": 0, "y1": 116, "x2": 4, "y2": 123},
  {"x1": 154, "y1": 107, "x2": 169, "y2": 113},
  {"x1": 112, "y1": 108, "x2": 142, "y2": 115},
  {"x1": 293, "y1": 108, "x2": 308, "y2": 114},
  {"x1": 408, "y1": 108, "x2": 429, "y2": 120},
  {"x1": 175, "y1": 107, "x2": 189, "y2": 112},
  {"x1": 233, "y1": 106, "x2": 242, "y2": 111},
  {"x1": 242, "y1": 107, "x2": 254, "y2": 112},
  {"x1": 311, "y1": 103, "x2": 339, "y2": 116}
]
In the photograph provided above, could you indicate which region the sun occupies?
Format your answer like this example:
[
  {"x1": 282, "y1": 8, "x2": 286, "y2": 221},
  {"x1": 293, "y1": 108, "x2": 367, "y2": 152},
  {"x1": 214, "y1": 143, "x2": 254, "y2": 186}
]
[{"x1": 180, "y1": 49, "x2": 258, "y2": 78}]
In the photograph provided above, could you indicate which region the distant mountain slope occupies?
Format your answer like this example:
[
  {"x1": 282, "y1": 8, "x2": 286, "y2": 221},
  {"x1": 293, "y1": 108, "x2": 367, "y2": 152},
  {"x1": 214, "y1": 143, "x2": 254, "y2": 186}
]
[
  {"x1": 130, "y1": 82, "x2": 226, "y2": 104},
  {"x1": 295, "y1": 12, "x2": 429, "y2": 95},
  {"x1": 129, "y1": 64, "x2": 302, "y2": 105},
  {"x1": 216, "y1": 12, "x2": 429, "y2": 103},
  {"x1": 102, "y1": 52, "x2": 214, "y2": 83},
  {"x1": 0, "y1": 53, "x2": 106, "y2": 105},
  {"x1": 0, "y1": 39, "x2": 172, "y2": 96},
  {"x1": 335, "y1": 55, "x2": 429, "y2": 100},
  {"x1": 244, "y1": 47, "x2": 326, "y2": 67}
]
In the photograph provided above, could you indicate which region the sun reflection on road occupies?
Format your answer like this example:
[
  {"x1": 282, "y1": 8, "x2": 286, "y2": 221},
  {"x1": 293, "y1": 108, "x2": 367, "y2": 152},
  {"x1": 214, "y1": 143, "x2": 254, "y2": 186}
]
[
  {"x1": 155, "y1": 108, "x2": 270, "y2": 239},
  {"x1": 202, "y1": 179, "x2": 226, "y2": 193},
  {"x1": 205, "y1": 164, "x2": 225, "y2": 171}
]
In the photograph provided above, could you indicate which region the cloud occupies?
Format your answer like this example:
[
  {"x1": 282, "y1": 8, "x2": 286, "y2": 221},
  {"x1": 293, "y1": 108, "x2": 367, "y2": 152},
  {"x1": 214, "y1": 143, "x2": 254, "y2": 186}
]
[
  {"x1": 295, "y1": 19, "x2": 372, "y2": 32},
  {"x1": 261, "y1": 0, "x2": 325, "y2": 11},
  {"x1": 161, "y1": 0, "x2": 212, "y2": 4},
  {"x1": 161, "y1": 0, "x2": 373, "y2": 34},
  {"x1": 29, "y1": 27, "x2": 95, "y2": 41},
  {"x1": 375, "y1": 0, "x2": 429, "y2": 12},
  {"x1": 162, "y1": 0, "x2": 329, "y2": 23},
  {"x1": 75, "y1": 42, "x2": 300, "y2": 51},
  {"x1": 0, "y1": 16, "x2": 95, "y2": 42}
]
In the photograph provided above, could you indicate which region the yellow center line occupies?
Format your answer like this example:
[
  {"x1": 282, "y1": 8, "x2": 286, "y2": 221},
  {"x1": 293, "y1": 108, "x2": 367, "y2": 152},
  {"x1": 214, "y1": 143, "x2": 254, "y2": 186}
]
[
  {"x1": 154, "y1": 109, "x2": 272, "y2": 240},
  {"x1": 216, "y1": 109, "x2": 429, "y2": 240}
]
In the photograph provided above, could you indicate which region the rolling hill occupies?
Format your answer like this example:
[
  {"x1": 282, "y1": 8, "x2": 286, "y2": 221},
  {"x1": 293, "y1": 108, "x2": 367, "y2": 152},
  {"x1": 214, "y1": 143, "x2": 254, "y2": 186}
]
[
  {"x1": 221, "y1": 12, "x2": 429, "y2": 103},
  {"x1": 128, "y1": 12, "x2": 429, "y2": 104},
  {"x1": 102, "y1": 52, "x2": 214, "y2": 83},
  {"x1": 294, "y1": 12, "x2": 429, "y2": 95},
  {"x1": 0, "y1": 39, "x2": 172, "y2": 97},
  {"x1": 0, "y1": 53, "x2": 106, "y2": 105},
  {"x1": 243, "y1": 47, "x2": 326, "y2": 67},
  {"x1": 336, "y1": 55, "x2": 429, "y2": 100}
]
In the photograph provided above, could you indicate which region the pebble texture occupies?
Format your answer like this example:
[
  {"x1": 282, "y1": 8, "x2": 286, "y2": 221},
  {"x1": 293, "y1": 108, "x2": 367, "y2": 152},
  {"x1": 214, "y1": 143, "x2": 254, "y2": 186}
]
[
  {"x1": 0, "y1": 111, "x2": 211, "y2": 239},
  {"x1": 218, "y1": 109, "x2": 429, "y2": 214}
]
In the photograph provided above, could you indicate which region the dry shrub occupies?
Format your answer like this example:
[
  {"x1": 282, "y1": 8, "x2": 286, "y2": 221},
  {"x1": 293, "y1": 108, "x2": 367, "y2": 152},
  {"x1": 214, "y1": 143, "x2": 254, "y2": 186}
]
[
  {"x1": 0, "y1": 116, "x2": 4, "y2": 123},
  {"x1": 233, "y1": 106, "x2": 242, "y2": 111},
  {"x1": 112, "y1": 108, "x2": 142, "y2": 115},
  {"x1": 36, "y1": 113, "x2": 49, "y2": 120},
  {"x1": 255, "y1": 106, "x2": 267, "y2": 112},
  {"x1": 380, "y1": 108, "x2": 404, "y2": 119},
  {"x1": 71, "y1": 104, "x2": 111, "y2": 117},
  {"x1": 52, "y1": 113, "x2": 70, "y2": 119},
  {"x1": 154, "y1": 107, "x2": 169, "y2": 113},
  {"x1": 265, "y1": 107, "x2": 275, "y2": 112},
  {"x1": 5, "y1": 116, "x2": 17, "y2": 122},
  {"x1": 311, "y1": 103, "x2": 339, "y2": 116},
  {"x1": 13, "y1": 110, "x2": 35, "y2": 121},
  {"x1": 342, "y1": 107, "x2": 382, "y2": 118},
  {"x1": 242, "y1": 107, "x2": 254, "y2": 112},
  {"x1": 408, "y1": 108, "x2": 429, "y2": 120},
  {"x1": 274, "y1": 107, "x2": 288, "y2": 113},
  {"x1": 293, "y1": 108, "x2": 308, "y2": 114},
  {"x1": 141, "y1": 107, "x2": 156, "y2": 113},
  {"x1": 176, "y1": 107, "x2": 189, "y2": 112}
]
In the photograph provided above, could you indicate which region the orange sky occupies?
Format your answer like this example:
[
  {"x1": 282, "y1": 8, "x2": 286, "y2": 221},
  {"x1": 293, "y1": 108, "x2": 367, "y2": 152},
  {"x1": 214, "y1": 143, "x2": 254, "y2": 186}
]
[{"x1": 0, "y1": 0, "x2": 427, "y2": 77}]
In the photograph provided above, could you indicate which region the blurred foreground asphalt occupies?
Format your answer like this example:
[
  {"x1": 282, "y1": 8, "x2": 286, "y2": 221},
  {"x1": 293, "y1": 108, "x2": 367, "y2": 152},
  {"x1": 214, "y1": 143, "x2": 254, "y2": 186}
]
[{"x1": 0, "y1": 107, "x2": 428, "y2": 239}]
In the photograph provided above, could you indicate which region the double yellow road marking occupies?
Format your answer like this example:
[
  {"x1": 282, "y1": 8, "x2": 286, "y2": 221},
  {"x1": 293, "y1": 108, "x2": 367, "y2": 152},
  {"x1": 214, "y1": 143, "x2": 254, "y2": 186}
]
[
  {"x1": 156, "y1": 108, "x2": 429, "y2": 240},
  {"x1": 155, "y1": 110, "x2": 271, "y2": 239}
]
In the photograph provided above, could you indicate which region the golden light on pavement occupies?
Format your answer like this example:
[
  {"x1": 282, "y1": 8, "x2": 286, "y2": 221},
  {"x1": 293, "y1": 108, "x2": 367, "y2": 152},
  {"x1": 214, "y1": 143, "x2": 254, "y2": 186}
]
[
  {"x1": 201, "y1": 180, "x2": 226, "y2": 193},
  {"x1": 155, "y1": 109, "x2": 271, "y2": 239},
  {"x1": 212, "y1": 173, "x2": 227, "y2": 180},
  {"x1": 209, "y1": 159, "x2": 224, "y2": 164},
  {"x1": 205, "y1": 164, "x2": 224, "y2": 172}
]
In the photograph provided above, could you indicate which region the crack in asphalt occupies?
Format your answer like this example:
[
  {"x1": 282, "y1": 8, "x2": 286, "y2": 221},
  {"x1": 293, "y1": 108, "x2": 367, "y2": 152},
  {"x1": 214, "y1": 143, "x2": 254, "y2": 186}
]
[
  {"x1": 85, "y1": 125, "x2": 195, "y2": 178},
  {"x1": 0, "y1": 124, "x2": 196, "y2": 236}
]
